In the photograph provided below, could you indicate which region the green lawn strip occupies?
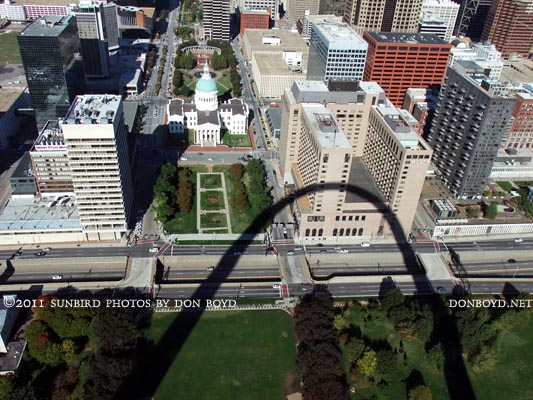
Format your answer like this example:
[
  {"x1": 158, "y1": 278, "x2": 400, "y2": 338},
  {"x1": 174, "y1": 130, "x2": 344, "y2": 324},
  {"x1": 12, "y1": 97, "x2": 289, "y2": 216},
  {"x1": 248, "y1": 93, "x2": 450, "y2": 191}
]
[
  {"x1": 222, "y1": 133, "x2": 251, "y2": 147},
  {"x1": 200, "y1": 212, "x2": 227, "y2": 229},
  {"x1": 163, "y1": 166, "x2": 206, "y2": 234},
  {"x1": 200, "y1": 173, "x2": 222, "y2": 189},
  {"x1": 146, "y1": 311, "x2": 296, "y2": 400},
  {"x1": 0, "y1": 32, "x2": 22, "y2": 64},
  {"x1": 496, "y1": 181, "x2": 513, "y2": 192},
  {"x1": 200, "y1": 190, "x2": 225, "y2": 210},
  {"x1": 468, "y1": 314, "x2": 533, "y2": 400},
  {"x1": 213, "y1": 165, "x2": 257, "y2": 233}
]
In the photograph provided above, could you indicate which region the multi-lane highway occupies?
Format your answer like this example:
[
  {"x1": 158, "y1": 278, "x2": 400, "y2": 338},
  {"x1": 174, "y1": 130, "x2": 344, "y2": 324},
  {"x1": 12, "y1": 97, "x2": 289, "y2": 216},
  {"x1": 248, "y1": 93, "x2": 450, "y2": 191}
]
[{"x1": 1, "y1": 237, "x2": 533, "y2": 297}]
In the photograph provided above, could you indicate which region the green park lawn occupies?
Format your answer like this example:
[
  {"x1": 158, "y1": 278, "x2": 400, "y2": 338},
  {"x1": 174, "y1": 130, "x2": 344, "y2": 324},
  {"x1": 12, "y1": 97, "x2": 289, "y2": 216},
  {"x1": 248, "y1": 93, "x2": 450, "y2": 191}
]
[
  {"x1": 213, "y1": 165, "x2": 256, "y2": 233},
  {"x1": 344, "y1": 305, "x2": 533, "y2": 400},
  {"x1": 222, "y1": 133, "x2": 251, "y2": 148},
  {"x1": 146, "y1": 310, "x2": 297, "y2": 400},
  {"x1": 200, "y1": 173, "x2": 222, "y2": 189},
  {"x1": 468, "y1": 314, "x2": 533, "y2": 399},
  {"x1": 200, "y1": 190, "x2": 225, "y2": 210},
  {"x1": 0, "y1": 32, "x2": 22, "y2": 64},
  {"x1": 496, "y1": 181, "x2": 513, "y2": 192},
  {"x1": 200, "y1": 212, "x2": 227, "y2": 229}
]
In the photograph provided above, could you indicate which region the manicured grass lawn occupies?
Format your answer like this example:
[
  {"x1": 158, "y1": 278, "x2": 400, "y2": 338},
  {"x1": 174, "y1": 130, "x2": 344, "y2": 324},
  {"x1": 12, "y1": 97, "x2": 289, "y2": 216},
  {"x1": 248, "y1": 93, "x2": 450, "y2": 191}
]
[
  {"x1": 213, "y1": 165, "x2": 258, "y2": 233},
  {"x1": 145, "y1": 311, "x2": 297, "y2": 400},
  {"x1": 200, "y1": 174, "x2": 222, "y2": 189},
  {"x1": 497, "y1": 181, "x2": 513, "y2": 192},
  {"x1": 0, "y1": 32, "x2": 22, "y2": 64},
  {"x1": 468, "y1": 314, "x2": 533, "y2": 400},
  {"x1": 222, "y1": 133, "x2": 251, "y2": 147},
  {"x1": 200, "y1": 212, "x2": 227, "y2": 229},
  {"x1": 200, "y1": 190, "x2": 225, "y2": 210}
]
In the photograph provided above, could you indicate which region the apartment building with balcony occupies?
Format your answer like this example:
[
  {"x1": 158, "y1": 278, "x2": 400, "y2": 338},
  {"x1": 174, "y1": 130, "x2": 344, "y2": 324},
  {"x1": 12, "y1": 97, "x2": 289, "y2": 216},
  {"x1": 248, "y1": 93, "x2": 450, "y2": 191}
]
[{"x1": 426, "y1": 61, "x2": 516, "y2": 199}]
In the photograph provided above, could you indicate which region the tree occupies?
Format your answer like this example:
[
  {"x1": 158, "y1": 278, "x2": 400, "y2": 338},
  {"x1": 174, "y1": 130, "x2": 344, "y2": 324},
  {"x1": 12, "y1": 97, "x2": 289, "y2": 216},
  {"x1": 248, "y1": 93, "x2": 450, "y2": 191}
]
[
  {"x1": 376, "y1": 348, "x2": 397, "y2": 376},
  {"x1": 408, "y1": 385, "x2": 433, "y2": 400},
  {"x1": 210, "y1": 52, "x2": 220, "y2": 70},
  {"x1": 380, "y1": 287, "x2": 405, "y2": 313},
  {"x1": 230, "y1": 163, "x2": 244, "y2": 180},
  {"x1": 345, "y1": 338, "x2": 366, "y2": 364},
  {"x1": 483, "y1": 202, "x2": 498, "y2": 219},
  {"x1": 357, "y1": 350, "x2": 377, "y2": 377},
  {"x1": 180, "y1": 52, "x2": 195, "y2": 69},
  {"x1": 0, "y1": 375, "x2": 15, "y2": 399}
]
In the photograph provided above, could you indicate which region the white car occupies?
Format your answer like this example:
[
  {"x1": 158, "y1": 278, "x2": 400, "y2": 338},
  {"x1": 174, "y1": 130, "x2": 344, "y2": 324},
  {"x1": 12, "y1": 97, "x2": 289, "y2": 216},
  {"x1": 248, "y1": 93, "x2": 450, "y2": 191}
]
[
  {"x1": 338, "y1": 249, "x2": 349, "y2": 254},
  {"x1": 294, "y1": 247, "x2": 302, "y2": 251},
  {"x1": 272, "y1": 284, "x2": 280, "y2": 289},
  {"x1": 514, "y1": 238, "x2": 523, "y2": 243},
  {"x1": 180, "y1": 157, "x2": 188, "y2": 161},
  {"x1": 52, "y1": 275, "x2": 63, "y2": 280},
  {"x1": 207, "y1": 157, "x2": 214, "y2": 161},
  {"x1": 360, "y1": 242, "x2": 370, "y2": 247},
  {"x1": 149, "y1": 247, "x2": 159, "y2": 253},
  {"x1": 287, "y1": 251, "x2": 294, "y2": 255},
  {"x1": 333, "y1": 246, "x2": 341, "y2": 250}
]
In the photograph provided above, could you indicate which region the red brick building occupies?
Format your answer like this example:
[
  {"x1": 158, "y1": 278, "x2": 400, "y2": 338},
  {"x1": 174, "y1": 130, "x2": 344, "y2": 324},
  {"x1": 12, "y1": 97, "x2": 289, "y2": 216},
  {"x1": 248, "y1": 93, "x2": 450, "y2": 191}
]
[
  {"x1": 363, "y1": 32, "x2": 452, "y2": 107},
  {"x1": 240, "y1": 9, "x2": 271, "y2": 37},
  {"x1": 505, "y1": 93, "x2": 533, "y2": 149},
  {"x1": 481, "y1": 0, "x2": 533, "y2": 59}
]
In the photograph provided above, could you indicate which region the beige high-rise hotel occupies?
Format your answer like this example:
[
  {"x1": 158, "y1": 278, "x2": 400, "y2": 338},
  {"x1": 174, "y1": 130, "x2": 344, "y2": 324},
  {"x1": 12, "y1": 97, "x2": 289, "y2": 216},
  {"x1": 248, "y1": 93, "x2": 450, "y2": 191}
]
[{"x1": 280, "y1": 81, "x2": 432, "y2": 241}]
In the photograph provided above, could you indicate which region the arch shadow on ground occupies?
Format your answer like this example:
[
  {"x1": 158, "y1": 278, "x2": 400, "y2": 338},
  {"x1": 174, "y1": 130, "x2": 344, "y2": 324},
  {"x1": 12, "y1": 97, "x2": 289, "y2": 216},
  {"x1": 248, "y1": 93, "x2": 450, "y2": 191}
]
[{"x1": 117, "y1": 181, "x2": 476, "y2": 400}]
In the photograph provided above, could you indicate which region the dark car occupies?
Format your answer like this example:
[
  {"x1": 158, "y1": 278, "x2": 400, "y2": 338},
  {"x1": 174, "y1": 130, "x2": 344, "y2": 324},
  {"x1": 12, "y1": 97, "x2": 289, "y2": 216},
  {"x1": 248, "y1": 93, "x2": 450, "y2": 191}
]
[
  {"x1": 35, "y1": 251, "x2": 47, "y2": 257},
  {"x1": 316, "y1": 243, "x2": 324, "y2": 247},
  {"x1": 319, "y1": 249, "x2": 327, "y2": 254},
  {"x1": 508, "y1": 259, "x2": 517, "y2": 263}
]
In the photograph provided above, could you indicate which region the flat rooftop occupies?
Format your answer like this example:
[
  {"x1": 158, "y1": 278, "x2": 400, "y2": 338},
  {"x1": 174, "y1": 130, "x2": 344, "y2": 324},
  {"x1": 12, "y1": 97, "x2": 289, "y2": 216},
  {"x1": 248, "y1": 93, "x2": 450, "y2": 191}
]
[
  {"x1": 313, "y1": 22, "x2": 366, "y2": 47},
  {"x1": 302, "y1": 105, "x2": 351, "y2": 149},
  {"x1": 63, "y1": 95, "x2": 122, "y2": 125},
  {"x1": 32, "y1": 120, "x2": 65, "y2": 149},
  {"x1": 0, "y1": 89, "x2": 25, "y2": 114},
  {"x1": 501, "y1": 59, "x2": 533, "y2": 84},
  {"x1": 254, "y1": 53, "x2": 306, "y2": 76},
  {"x1": 375, "y1": 106, "x2": 428, "y2": 149},
  {"x1": 0, "y1": 195, "x2": 81, "y2": 232},
  {"x1": 345, "y1": 157, "x2": 386, "y2": 205},
  {"x1": 244, "y1": 29, "x2": 308, "y2": 53},
  {"x1": 366, "y1": 32, "x2": 449, "y2": 45},
  {"x1": 20, "y1": 15, "x2": 73, "y2": 37}
]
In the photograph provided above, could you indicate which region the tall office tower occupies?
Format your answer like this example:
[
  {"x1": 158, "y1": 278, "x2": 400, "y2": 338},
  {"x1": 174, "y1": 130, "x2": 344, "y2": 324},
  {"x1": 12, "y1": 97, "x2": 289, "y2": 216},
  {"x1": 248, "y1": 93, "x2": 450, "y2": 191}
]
[
  {"x1": 344, "y1": 0, "x2": 423, "y2": 33},
  {"x1": 426, "y1": 61, "x2": 516, "y2": 199},
  {"x1": 74, "y1": 0, "x2": 119, "y2": 78},
  {"x1": 102, "y1": 2, "x2": 119, "y2": 50},
  {"x1": 319, "y1": 0, "x2": 344, "y2": 16},
  {"x1": 306, "y1": 22, "x2": 367, "y2": 81},
  {"x1": 30, "y1": 120, "x2": 73, "y2": 194},
  {"x1": 481, "y1": 0, "x2": 533, "y2": 59},
  {"x1": 18, "y1": 15, "x2": 84, "y2": 129},
  {"x1": 203, "y1": 0, "x2": 231, "y2": 41},
  {"x1": 419, "y1": 0, "x2": 459, "y2": 42},
  {"x1": 280, "y1": 80, "x2": 431, "y2": 239},
  {"x1": 363, "y1": 32, "x2": 451, "y2": 107},
  {"x1": 60, "y1": 95, "x2": 134, "y2": 238},
  {"x1": 286, "y1": 0, "x2": 320, "y2": 23}
]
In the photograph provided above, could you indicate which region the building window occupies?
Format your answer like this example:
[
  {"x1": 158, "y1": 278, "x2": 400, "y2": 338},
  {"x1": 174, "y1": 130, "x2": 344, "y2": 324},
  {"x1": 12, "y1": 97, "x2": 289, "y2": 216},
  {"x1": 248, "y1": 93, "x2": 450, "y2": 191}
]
[
  {"x1": 345, "y1": 228, "x2": 351, "y2": 236},
  {"x1": 318, "y1": 228, "x2": 323, "y2": 236},
  {"x1": 358, "y1": 228, "x2": 363, "y2": 236},
  {"x1": 333, "y1": 228, "x2": 338, "y2": 236},
  {"x1": 339, "y1": 228, "x2": 344, "y2": 236},
  {"x1": 305, "y1": 229, "x2": 310, "y2": 237}
]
